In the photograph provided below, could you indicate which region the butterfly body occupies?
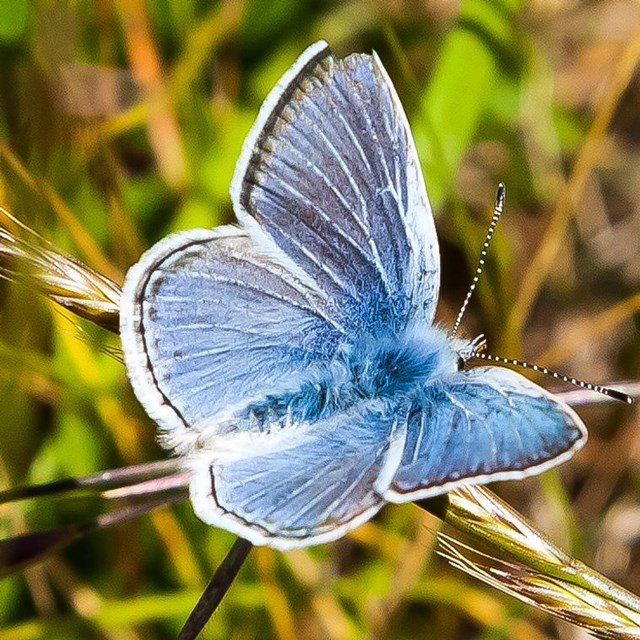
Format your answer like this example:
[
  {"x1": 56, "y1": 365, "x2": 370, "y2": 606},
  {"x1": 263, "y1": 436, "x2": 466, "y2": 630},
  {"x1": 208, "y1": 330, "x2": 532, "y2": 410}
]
[
  {"x1": 120, "y1": 41, "x2": 587, "y2": 548},
  {"x1": 202, "y1": 325, "x2": 458, "y2": 434}
]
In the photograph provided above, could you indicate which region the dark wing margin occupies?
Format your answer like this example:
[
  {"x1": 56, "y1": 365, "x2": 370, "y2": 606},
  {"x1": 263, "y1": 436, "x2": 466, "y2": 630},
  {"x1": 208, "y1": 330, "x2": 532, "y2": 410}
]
[
  {"x1": 230, "y1": 40, "x2": 440, "y2": 339},
  {"x1": 384, "y1": 367, "x2": 587, "y2": 502}
]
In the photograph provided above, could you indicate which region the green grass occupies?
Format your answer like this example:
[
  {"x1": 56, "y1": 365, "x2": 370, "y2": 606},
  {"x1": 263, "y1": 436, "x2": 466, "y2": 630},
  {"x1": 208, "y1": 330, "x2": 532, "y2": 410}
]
[{"x1": 1, "y1": 1, "x2": 640, "y2": 638}]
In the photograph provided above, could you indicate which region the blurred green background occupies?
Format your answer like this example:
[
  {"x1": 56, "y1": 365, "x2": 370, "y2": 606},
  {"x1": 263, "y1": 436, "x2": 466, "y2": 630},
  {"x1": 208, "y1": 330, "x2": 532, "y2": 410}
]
[{"x1": 1, "y1": 0, "x2": 640, "y2": 638}]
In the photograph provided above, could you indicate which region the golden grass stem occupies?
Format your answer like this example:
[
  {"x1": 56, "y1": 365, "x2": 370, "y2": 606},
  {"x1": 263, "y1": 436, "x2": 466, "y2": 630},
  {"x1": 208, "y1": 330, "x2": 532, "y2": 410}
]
[
  {"x1": 0, "y1": 215, "x2": 121, "y2": 332},
  {"x1": 421, "y1": 486, "x2": 640, "y2": 638}
]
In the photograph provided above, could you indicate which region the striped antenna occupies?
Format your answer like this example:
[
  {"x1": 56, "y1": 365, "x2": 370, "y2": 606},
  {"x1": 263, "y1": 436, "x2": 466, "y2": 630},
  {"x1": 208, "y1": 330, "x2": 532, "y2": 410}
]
[
  {"x1": 472, "y1": 351, "x2": 634, "y2": 405},
  {"x1": 452, "y1": 185, "x2": 633, "y2": 406},
  {"x1": 451, "y1": 183, "x2": 505, "y2": 338}
]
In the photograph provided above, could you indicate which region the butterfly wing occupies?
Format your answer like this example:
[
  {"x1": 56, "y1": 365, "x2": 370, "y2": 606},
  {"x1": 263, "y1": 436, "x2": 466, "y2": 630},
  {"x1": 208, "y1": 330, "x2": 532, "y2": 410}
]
[
  {"x1": 231, "y1": 40, "x2": 440, "y2": 336},
  {"x1": 121, "y1": 40, "x2": 439, "y2": 443},
  {"x1": 189, "y1": 401, "x2": 407, "y2": 548},
  {"x1": 383, "y1": 367, "x2": 588, "y2": 502},
  {"x1": 120, "y1": 226, "x2": 346, "y2": 444}
]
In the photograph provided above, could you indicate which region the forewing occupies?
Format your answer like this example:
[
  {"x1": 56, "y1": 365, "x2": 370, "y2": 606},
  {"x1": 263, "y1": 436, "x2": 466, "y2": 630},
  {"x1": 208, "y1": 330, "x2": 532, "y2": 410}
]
[
  {"x1": 384, "y1": 367, "x2": 587, "y2": 502},
  {"x1": 231, "y1": 41, "x2": 439, "y2": 337},
  {"x1": 189, "y1": 402, "x2": 407, "y2": 548},
  {"x1": 120, "y1": 226, "x2": 345, "y2": 445}
]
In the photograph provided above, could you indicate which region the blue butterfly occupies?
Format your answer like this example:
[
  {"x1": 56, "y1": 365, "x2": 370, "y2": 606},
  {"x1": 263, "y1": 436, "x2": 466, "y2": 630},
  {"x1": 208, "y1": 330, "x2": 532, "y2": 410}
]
[{"x1": 119, "y1": 41, "x2": 587, "y2": 549}]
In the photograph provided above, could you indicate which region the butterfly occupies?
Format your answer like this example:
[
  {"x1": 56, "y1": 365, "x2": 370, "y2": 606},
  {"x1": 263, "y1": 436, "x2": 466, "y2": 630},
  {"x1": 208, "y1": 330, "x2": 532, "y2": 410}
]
[{"x1": 119, "y1": 40, "x2": 587, "y2": 549}]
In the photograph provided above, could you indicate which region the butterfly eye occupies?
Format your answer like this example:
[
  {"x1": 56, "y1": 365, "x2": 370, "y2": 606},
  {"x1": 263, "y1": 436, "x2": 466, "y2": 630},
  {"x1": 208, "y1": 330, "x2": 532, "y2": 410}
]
[{"x1": 457, "y1": 356, "x2": 465, "y2": 371}]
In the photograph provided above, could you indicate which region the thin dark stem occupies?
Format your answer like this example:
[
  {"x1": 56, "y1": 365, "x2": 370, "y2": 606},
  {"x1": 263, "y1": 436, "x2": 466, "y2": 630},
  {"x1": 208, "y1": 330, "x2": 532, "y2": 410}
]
[
  {"x1": 0, "y1": 459, "x2": 181, "y2": 504},
  {"x1": 0, "y1": 491, "x2": 187, "y2": 577},
  {"x1": 178, "y1": 538, "x2": 253, "y2": 640}
]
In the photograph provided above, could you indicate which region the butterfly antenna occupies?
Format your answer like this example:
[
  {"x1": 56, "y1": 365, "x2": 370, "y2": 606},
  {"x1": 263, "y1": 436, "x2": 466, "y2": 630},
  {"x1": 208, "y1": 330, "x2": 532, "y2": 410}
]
[
  {"x1": 451, "y1": 183, "x2": 505, "y2": 338},
  {"x1": 471, "y1": 350, "x2": 634, "y2": 404}
]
